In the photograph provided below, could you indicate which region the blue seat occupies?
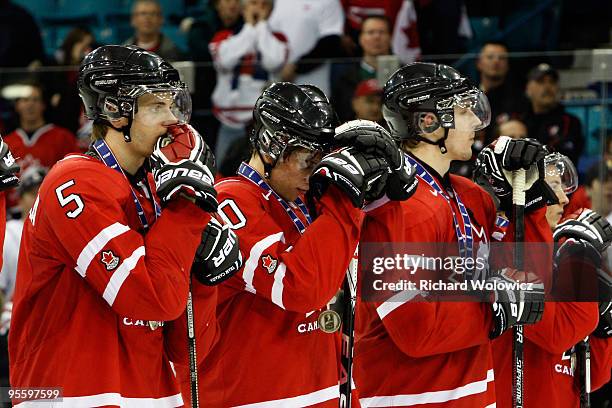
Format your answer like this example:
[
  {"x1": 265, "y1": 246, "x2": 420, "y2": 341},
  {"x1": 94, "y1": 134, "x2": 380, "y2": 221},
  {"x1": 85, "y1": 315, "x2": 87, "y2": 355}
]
[
  {"x1": 468, "y1": 17, "x2": 499, "y2": 50},
  {"x1": 12, "y1": 0, "x2": 56, "y2": 19},
  {"x1": 162, "y1": 25, "x2": 187, "y2": 54},
  {"x1": 55, "y1": 0, "x2": 122, "y2": 20}
]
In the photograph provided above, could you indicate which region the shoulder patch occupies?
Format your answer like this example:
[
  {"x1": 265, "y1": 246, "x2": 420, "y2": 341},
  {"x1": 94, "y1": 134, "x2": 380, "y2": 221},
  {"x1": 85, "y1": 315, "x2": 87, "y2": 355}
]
[
  {"x1": 261, "y1": 254, "x2": 278, "y2": 274},
  {"x1": 100, "y1": 250, "x2": 120, "y2": 271}
]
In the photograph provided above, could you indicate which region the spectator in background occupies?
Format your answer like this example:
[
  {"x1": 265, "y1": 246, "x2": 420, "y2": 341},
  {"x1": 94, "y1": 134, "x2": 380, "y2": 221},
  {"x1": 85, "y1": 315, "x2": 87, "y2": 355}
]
[
  {"x1": 3, "y1": 82, "x2": 78, "y2": 215},
  {"x1": 332, "y1": 15, "x2": 392, "y2": 122},
  {"x1": 0, "y1": 166, "x2": 45, "y2": 308},
  {"x1": 3, "y1": 82, "x2": 78, "y2": 172},
  {"x1": 0, "y1": 1, "x2": 45, "y2": 68},
  {"x1": 496, "y1": 119, "x2": 527, "y2": 140},
  {"x1": 351, "y1": 79, "x2": 383, "y2": 123},
  {"x1": 269, "y1": 0, "x2": 344, "y2": 96},
  {"x1": 48, "y1": 27, "x2": 95, "y2": 141},
  {"x1": 522, "y1": 63, "x2": 584, "y2": 166},
  {"x1": 340, "y1": 0, "x2": 402, "y2": 54},
  {"x1": 187, "y1": 0, "x2": 243, "y2": 148},
  {"x1": 123, "y1": 0, "x2": 182, "y2": 61},
  {"x1": 209, "y1": 0, "x2": 288, "y2": 164},
  {"x1": 477, "y1": 41, "x2": 526, "y2": 144}
]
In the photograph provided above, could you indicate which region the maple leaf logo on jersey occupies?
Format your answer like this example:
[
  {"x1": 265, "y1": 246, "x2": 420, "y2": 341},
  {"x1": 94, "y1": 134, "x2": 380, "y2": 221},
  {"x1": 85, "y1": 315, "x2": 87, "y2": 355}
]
[
  {"x1": 261, "y1": 254, "x2": 278, "y2": 274},
  {"x1": 100, "y1": 250, "x2": 120, "y2": 271}
]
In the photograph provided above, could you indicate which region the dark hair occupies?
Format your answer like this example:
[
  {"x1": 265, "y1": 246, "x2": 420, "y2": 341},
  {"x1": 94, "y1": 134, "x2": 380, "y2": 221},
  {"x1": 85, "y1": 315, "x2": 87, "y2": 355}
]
[
  {"x1": 480, "y1": 40, "x2": 509, "y2": 52},
  {"x1": 361, "y1": 15, "x2": 392, "y2": 33},
  {"x1": 59, "y1": 27, "x2": 93, "y2": 65}
]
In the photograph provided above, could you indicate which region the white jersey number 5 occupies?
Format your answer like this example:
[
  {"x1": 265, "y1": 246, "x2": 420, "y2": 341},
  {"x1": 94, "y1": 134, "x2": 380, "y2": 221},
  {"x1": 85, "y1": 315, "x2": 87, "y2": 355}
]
[{"x1": 55, "y1": 179, "x2": 84, "y2": 219}]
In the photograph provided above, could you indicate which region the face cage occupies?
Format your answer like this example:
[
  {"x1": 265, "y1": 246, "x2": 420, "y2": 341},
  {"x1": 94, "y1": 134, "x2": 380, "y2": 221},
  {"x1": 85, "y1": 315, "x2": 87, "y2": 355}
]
[
  {"x1": 433, "y1": 88, "x2": 491, "y2": 131},
  {"x1": 118, "y1": 82, "x2": 192, "y2": 124},
  {"x1": 545, "y1": 152, "x2": 579, "y2": 194}
]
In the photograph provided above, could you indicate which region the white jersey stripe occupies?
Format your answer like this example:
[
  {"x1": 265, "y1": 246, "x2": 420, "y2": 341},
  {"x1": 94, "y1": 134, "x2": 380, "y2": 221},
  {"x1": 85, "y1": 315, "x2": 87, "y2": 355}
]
[
  {"x1": 14, "y1": 392, "x2": 183, "y2": 408},
  {"x1": 376, "y1": 289, "x2": 424, "y2": 320},
  {"x1": 102, "y1": 246, "x2": 146, "y2": 306},
  {"x1": 233, "y1": 384, "x2": 339, "y2": 408},
  {"x1": 243, "y1": 232, "x2": 284, "y2": 294},
  {"x1": 360, "y1": 369, "x2": 495, "y2": 407},
  {"x1": 75, "y1": 223, "x2": 130, "y2": 277},
  {"x1": 271, "y1": 262, "x2": 287, "y2": 309}
]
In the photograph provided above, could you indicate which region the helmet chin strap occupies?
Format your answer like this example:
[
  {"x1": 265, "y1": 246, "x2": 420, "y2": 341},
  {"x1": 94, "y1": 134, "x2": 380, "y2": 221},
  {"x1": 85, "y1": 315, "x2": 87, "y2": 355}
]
[{"x1": 415, "y1": 128, "x2": 450, "y2": 154}]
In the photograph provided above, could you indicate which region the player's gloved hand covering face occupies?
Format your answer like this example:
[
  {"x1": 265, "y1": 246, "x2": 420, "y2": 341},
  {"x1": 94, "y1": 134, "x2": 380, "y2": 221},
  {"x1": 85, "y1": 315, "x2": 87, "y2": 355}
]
[
  {"x1": 309, "y1": 146, "x2": 390, "y2": 208},
  {"x1": 192, "y1": 217, "x2": 243, "y2": 286},
  {"x1": 0, "y1": 135, "x2": 19, "y2": 191},
  {"x1": 473, "y1": 136, "x2": 555, "y2": 214},
  {"x1": 333, "y1": 120, "x2": 418, "y2": 202},
  {"x1": 487, "y1": 268, "x2": 545, "y2": 339},
  {"x1": 150, "y1": 124, "x2": 218, "y2": 212}
]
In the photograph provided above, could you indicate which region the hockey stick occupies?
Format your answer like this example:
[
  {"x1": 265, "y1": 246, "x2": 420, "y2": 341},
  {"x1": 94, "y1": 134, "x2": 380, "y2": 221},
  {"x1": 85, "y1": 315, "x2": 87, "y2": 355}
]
[
  {"x1": 577, "y1": 337, "x2": 591, "y2": 408},
  {"x1": 512, "y1": 169, "x2": 526, "y2": 408},
  {"x1": 186, "y1": 278, "x2": 199, "y2": 408},
  {"x1": 339, "y1": 245, "x2": 359, "y2": 408}
]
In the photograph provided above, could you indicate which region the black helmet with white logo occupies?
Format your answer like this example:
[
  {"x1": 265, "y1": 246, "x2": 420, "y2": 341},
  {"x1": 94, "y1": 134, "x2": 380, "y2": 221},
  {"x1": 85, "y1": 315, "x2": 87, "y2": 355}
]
[
  {"x1": 78, "y1": 45, "x2": 191, "y2": 141},
  {"x1": 252, "y1": 82, "x2": 337, "y2": 164},
  {"x1": 383, "y1": 62, "x2": 490, "y2": 152}
]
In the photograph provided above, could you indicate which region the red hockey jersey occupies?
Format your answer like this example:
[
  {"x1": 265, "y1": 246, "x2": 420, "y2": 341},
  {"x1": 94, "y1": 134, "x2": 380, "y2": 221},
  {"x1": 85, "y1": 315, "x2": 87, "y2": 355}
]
[
  {"x1": 355, "y1": 158, "x2": 501, "y2": 408},
  {"x1": 492, "y1": 211, "x2": 600, "y2": 408},
  {"x1": 0, "y1": 192, "x2": 5, "y2": 268},
  {"x1": 187, "y1": 174, "x2": 364, "y2": 407},
  {"x1": 9, "y1": 154, "x2": 216, "y2": 407}
]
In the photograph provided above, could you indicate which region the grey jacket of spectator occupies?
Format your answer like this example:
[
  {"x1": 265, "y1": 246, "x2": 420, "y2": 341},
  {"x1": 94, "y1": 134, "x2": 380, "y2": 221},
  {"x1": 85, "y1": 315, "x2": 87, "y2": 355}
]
[{"x1": 123, "y1": 34, "x2": 183, "y2": 61}]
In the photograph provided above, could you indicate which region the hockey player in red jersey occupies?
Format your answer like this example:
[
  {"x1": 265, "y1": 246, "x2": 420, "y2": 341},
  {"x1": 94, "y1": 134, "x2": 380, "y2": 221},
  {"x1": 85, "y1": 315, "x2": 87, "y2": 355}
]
[
  {"x1": 189, "y1": 82, "x2": 416, "y2": 407},
  {"x1": 0, "y1": 135, "x2": 19, "y2": 269},
  {"x1": 9, "y1": 45, "x2": 241, "y2": 407},
  {"x1": 354, "y1": 62, "x2": 549, "y2": 407}
]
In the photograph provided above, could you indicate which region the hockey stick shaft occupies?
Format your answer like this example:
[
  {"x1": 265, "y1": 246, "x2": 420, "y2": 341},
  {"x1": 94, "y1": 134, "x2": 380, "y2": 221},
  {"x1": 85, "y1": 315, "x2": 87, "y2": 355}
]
[
  {"x1": 512, "y1": 169, "x2": 526, "y2": 408},
  {"x1": 339, "y1": 245, "x2": 359, "y2": 408},
  {"x1": 187, "y1": 279, "x2": 199, "y2": 408}
]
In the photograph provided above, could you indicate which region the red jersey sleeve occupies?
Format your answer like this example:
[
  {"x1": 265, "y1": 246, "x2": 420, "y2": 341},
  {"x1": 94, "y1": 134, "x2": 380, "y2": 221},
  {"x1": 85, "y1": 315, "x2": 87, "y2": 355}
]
[
  {"x1": 37, "y1": 166, "x2": 211, "y2": 321},
  {"x1": 218, "y1": 184, "x2": 363, "y2": 313},
  {"x1": 524, "y1": 302, "x2": 598, "y2": 354},
  {"x1": 590, "y1": 336, "x2": 612, "y2": 391},
  {"x1": 362, "y1": 200, "x2": 493, "y2": 358}
]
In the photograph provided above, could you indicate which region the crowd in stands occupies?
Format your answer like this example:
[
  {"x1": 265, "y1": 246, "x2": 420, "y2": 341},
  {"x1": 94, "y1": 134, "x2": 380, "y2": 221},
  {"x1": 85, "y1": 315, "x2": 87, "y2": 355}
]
[{"x1": 0, "y1": 0, "x2": 610, "y2": 398}]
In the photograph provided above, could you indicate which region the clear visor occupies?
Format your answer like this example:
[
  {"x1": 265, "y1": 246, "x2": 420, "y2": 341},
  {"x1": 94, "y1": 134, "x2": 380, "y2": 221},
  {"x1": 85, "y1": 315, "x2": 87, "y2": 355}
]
[
  {"x1": 127, "y1": 83, "x2": 192, "y2": 124},
  {"x1": 437, "y1": 89, "x2": 491, "y2": 131},
  {"x1": 544, "y1": 153, "x2": 579, "y2": 194}
]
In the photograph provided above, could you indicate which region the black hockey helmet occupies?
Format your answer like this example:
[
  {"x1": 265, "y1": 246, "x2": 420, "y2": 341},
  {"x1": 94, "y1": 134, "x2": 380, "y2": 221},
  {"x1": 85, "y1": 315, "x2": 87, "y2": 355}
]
[
  {"x1": 252, "y1": 82, "x2": 337, "y2": 167},
  {"x1": 78, "y1": 45, "x2": 191, "y2": 141},
  {"x1": 383, "y1": 62, "x2": 490, "y2": 152}
]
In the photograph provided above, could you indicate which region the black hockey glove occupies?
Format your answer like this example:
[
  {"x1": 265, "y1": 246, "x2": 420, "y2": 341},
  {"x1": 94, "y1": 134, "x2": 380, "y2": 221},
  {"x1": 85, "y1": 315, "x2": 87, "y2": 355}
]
[
  {"x1": 192, "y1": 217, "x2": 243, "y2": 286},
  {"x1": 0, "y1": 135, "x2": 19, "y2": 191},
  {"x1": 553, "y1": 208, "x2": 612, "y2": 254},
  {"x1": 150, "y1": 124, "x2": 218, "y2": 212},
  {"x1": 333, "y1": 120, "x2": 417, "y2": 202},
  {"x1": 553, "y1": 209, "x2": 612, "y2": 338},
  {"x1": 487, "y1": 268, "x2": 545, "y2": 339},
  {"x1": 473, "y1": 136, "x2": 555, "y2": 214},
  {"x1": 310, "y1": 146, "x2": 390, "y2": 208}
]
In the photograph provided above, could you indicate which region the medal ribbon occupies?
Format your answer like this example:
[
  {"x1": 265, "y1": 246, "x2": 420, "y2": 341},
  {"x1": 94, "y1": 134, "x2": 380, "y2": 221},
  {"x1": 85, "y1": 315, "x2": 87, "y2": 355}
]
[
  {"x1": 238, "y1": 162, "x2": 312, "y2": 234},
  {"x1": 405, "y1": 154, "x2": 474, "y2": 259},
  {"x1": 92, "y1": 139, "x2": 161, "y2": 232}
]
